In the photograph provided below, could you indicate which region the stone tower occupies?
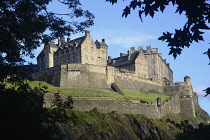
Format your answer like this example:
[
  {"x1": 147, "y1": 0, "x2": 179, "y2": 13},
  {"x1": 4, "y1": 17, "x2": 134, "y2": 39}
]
[
  {"x1": 37, "y1": 42, "x2": 58, "y2": 71},
  {"x1": 180, "y1": 76, "x2": 195, "y2": 117},
  {"x1": 184, "y1": 75, "x2": 191, "y2": 85}
]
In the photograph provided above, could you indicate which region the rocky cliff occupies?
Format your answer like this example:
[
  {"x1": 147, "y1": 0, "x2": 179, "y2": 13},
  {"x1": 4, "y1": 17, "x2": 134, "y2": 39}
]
[{"x1": 58, "y1": 109, "x2": 209, "y2": 140}]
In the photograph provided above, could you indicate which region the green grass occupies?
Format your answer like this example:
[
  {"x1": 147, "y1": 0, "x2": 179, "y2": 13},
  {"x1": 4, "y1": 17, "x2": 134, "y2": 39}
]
[
  {"x1": 6, "y1": 80, "x2": 170, "y2": 102},
  {"x1": 122, "y1": 89, "x2": 170, "y2": 102}
]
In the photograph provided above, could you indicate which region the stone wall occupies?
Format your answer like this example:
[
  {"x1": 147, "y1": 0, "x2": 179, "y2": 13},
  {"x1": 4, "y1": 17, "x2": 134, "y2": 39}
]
[
  {"x1": 32, "y1": 65, "x2": 62, "y2": 87},
  {"x1": 163, "y1": 82, "x2": 193, "y2": 96},
  {"x1": 33, "y1": 63, "x2": 197, "y2": 118},
  {"x1": 180, "y1": 95, "x2": 196, "y2": 117},
  {"x1": 43, "y1": 93, "x2": 182, "y2": 118},
  {"x1": 106, "y1": 65, "x2": 164, "y2": 93},
  {"x1": 159, "y1": 95, "x2": 181, "y2": 117},
  {"x1": 72, "y1": 95, "x2": 182, "y2": 118},
  {"x1": 163, "y1": 82, "x2": 195, "y2": 117},
  {"x1": 59, "y1": 64, "x2": 109, "y2": 89},
  {"x1": 33, "y1": 63, "x2": 164, "y2": 93}
]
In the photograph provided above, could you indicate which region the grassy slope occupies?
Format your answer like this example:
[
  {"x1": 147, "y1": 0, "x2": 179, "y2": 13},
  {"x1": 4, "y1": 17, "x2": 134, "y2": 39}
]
[{"x1": 6, "y1": 80, "x2": 170, "y2": 102}]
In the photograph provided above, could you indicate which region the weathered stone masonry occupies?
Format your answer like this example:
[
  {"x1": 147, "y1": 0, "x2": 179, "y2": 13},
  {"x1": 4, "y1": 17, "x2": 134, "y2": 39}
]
[
  {"x1": 34, "y1": 30, "x2": 199, "y2": 118},
  {"x1": 44, "y1": 93, "x2": 181, "y2": 118}
]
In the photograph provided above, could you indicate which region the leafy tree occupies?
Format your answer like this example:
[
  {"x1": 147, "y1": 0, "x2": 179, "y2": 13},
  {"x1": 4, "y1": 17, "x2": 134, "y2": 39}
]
[
  {"x1": 0, "y1": 0, "x2": 94, "y2": 81},
  {"x1": 105, "y1": 0, "x2": 210, "y2": 63},
  {"x1": 0, "y1": 80, "x2": 73, "y2": 140}
]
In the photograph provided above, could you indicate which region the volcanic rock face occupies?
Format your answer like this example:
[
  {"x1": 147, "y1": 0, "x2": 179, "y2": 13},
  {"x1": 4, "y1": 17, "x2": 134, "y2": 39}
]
[{"x1": 59, "y1": 112, "x2": 185, "y2": 140}]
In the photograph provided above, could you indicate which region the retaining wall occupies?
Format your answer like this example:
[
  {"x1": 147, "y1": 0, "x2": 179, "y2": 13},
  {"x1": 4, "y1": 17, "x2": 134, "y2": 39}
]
[{"x1": 43, "y1": 93, "x2": 182, "y2": 118}]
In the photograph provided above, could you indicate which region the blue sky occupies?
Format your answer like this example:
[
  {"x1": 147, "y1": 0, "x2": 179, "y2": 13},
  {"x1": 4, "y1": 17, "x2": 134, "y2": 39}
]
[{"x1": 28, "y1": 0, "x2": 210, "y2": 114}]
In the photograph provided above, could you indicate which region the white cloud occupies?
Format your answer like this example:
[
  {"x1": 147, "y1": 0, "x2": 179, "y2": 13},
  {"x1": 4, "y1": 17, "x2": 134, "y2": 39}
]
[
  {"x1": 193, "y1": 87, "x2": 207, "y2": 96},
  {"x1": 193, "y1": 87, "x2": 210, "y2": 102},
  {"x1": 91, "y1": 29, "x2": 155, "y2": 48}
]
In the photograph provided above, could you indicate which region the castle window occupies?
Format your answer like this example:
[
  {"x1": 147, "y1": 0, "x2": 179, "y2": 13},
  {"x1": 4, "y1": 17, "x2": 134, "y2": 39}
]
[
  {"x1": 152, "y1": 60, "x2": 155, "y2": 64},
  {"x1": 97, "y1": 57, "x2": 101, "y2": 65},
  {"x1": 85, "y1": 55, "x2": 88, "y2": 60},
  {"x1": 152, "y1": 65, "x2": 155, "y2": 69}
]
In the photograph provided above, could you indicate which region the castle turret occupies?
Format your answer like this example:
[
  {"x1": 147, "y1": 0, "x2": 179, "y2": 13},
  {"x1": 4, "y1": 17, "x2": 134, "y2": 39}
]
[{"x1": 184, "y1": 75, "x2": 191, "y2": 85}]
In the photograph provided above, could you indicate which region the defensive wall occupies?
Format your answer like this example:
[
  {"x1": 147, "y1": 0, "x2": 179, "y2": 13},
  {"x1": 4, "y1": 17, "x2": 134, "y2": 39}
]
[
  {"x1": 33, "y1": 63, "x2": 164, "y2": 93},
  {"x1": 33, "y1": 63, "x2": 197, "y2": 118},
  {"x1": 44, "y1": 93, "x2": 180, "y2": 118},
  {"x1": 163, "y1": 81, "x2": 196, "y2": 117}
]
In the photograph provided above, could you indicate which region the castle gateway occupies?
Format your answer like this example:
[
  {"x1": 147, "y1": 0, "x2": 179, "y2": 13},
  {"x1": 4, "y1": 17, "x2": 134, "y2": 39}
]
[{"x1": 33, "y1": 30, "x2": 199, "y2": 118}]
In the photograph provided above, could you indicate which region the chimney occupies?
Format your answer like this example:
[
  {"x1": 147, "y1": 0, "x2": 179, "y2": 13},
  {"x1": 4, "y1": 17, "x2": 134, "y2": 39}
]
[
  {"x1": 85, "y1": 30, "x2": 90, "y2": 36},
  {"x1": 130, "y1": 47, "x2": 135, "y2": 54},
  {"x1": 108, "y1": 56, "x2": 112, "y2": 63},
  {"x1": 138, "y1": 46, "x2": 143, "y2": 51},
  {"x1": 102, "y1": 39, "x2": 105, "y2": 43},
  {"x1": 146, "y1": 45, "x2": 151, "y2": 50},
  {"x1": 67, "y1": 37, "x2": 71, "y2": 42},
  {"x1": 120, "y1": 53, "x2": 125, "y2": 57}
]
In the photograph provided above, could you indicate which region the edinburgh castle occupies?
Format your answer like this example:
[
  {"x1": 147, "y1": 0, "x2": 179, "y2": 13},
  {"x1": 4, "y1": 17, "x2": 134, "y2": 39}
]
[{"x1": 33, "y1": 31, "x2": 206, "y2": 119}]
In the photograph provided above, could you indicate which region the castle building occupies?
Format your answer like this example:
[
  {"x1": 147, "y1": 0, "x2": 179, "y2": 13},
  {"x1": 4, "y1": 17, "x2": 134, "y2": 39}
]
[
  {"x1": 37, "y1": 30, "x2": 108, "y2": 71},
  {"x1": 37, "y1": 30, "x2": 172, "y2": 85},
  {"x1": 33, "y1": 30, "x2": 205, "y2": 118},
  {"x1": 108, "y1": 46, "x2": 173, "y2": 84}
]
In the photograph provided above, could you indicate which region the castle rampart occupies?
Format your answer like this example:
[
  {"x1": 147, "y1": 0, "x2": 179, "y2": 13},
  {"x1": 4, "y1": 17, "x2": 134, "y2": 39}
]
[
  {"x1": 33, "y1": 63, "x2": 197, "y2": 118},
  {"x1": 43, "y1": 93, "x2": 181, "y2": 118},
  {"x1": 33, "y1": 63, "x2": 164, "y2": 93}
]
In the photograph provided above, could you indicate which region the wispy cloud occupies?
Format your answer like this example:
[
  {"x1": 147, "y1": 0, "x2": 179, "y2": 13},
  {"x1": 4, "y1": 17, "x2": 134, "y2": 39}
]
[
  {"x1": 193, "y1": 87, "x2": 208, "y2": 96},
  {"x1": 92, "y1": 29, "x2": 155, "y2": 48}
]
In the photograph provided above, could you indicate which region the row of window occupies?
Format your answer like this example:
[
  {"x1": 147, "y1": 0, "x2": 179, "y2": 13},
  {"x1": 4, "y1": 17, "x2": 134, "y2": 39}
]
[{"x1": 54, "y1": 56, "x2": 80, "y2": 65}]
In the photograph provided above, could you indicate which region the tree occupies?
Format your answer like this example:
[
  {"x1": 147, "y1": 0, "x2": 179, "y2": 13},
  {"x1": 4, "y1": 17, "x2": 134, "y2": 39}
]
[
  {"x1": 0, "y1": 81, "x2": 73, "y2": 140},
  {"x1": 0, "y1": 0, "x2": 94, "y2": 81},
  {"x1": 105, "y1": 0, "x2": 210, "y2": 63}
]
